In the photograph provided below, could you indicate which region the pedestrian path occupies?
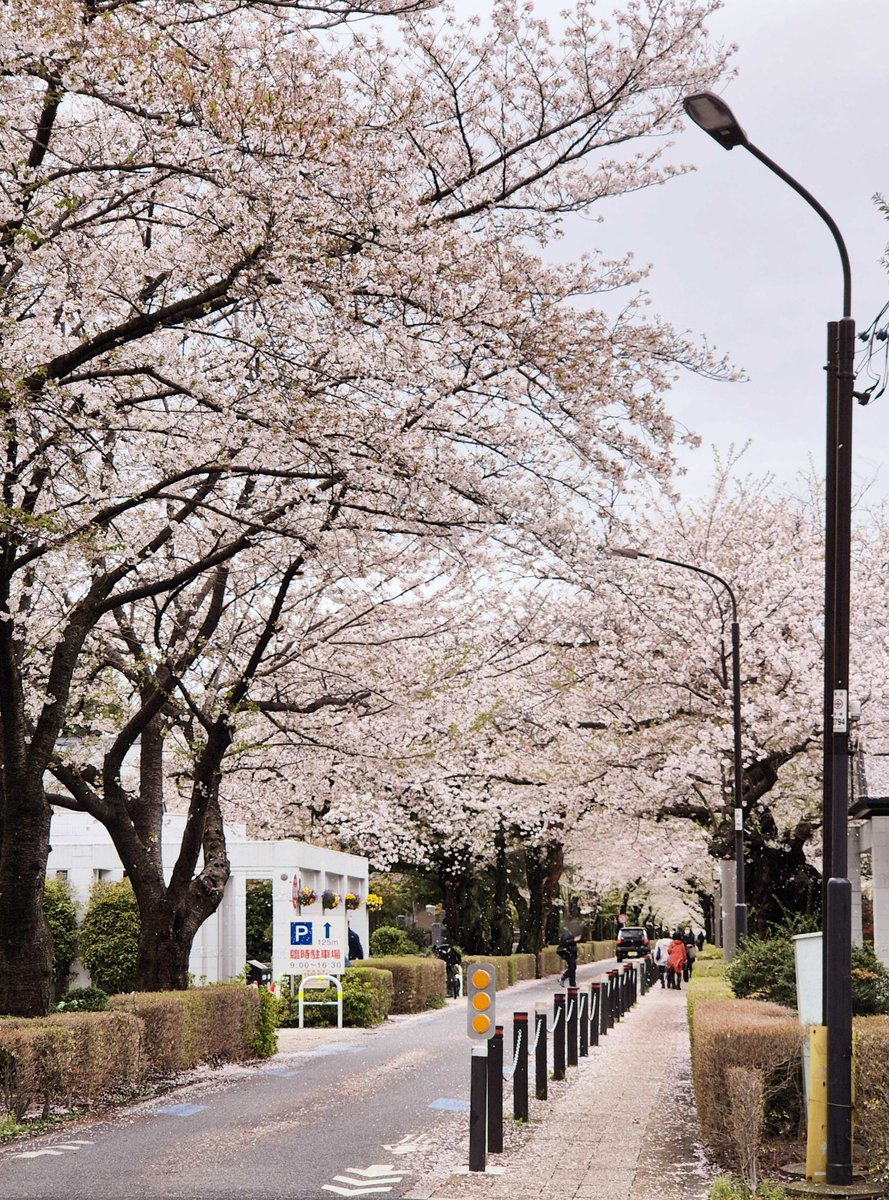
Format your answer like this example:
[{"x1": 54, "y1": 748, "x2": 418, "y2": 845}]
[{"x1": 406, "y1": 978, "x2": 712, "y2": 1200}]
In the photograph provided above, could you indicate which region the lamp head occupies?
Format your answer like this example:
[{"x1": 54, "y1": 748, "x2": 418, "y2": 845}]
[
  {"x1": 601, "y1": 545, "x2": 646, "y2": 561},
  {"x1": 683, "y1": 92, "x2": 748, "y2": 151}
]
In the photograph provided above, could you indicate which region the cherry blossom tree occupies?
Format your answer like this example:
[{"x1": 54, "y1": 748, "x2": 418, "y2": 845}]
[{"x1": 0, "y1": 0, "x2": 733, "y2": 1012}]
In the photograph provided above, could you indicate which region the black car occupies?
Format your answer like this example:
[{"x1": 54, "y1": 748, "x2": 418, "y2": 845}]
[{"x1": 616, "y1": 926, "x2": 649, "y2": 961}]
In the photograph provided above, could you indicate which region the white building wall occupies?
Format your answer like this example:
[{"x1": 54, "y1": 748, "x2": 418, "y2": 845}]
[{"x1": 47, "y1": 809, "x2": 370, "y2": 986}]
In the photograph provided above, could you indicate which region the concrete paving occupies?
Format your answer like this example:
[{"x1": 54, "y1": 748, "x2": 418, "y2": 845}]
[{"x1": 406, "y1": 978, "x2": 713, "y2": 1200}]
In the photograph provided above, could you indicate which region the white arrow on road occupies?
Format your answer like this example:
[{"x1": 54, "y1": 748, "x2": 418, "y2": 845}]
[
  {"x1": 13, "y1": 1139, "x2": 94, "y2": 1160},
  {"x1": 13, "y1": 1150, "x2": 66, "y2": 1159},
  {"x1": 346, "y1": 1166, "x2": 406, "y2": 1178},
  {"x1": 321, "y1": 1187, "x2": 394, "y2": 1197},
  {"x1": 333, "y1": 1176, "x2": 402, "y2": 1187},
  {"x1": 382, "y1": 1133, "x2": 430, "y2": 1155}
]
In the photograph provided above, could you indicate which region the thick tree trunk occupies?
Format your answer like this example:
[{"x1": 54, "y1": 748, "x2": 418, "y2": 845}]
[
  {"x1": 0, "y1": 779, "x2": 53, "y2": 1015},
  {"x1": 135, "y1": 907, "x2": 195, "y2": 992},
  {"x1": 523, "y1": 840, "x2": 564, "y2": 971}
]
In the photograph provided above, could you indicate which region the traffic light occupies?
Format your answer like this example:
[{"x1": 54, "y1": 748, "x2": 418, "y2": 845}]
[{"x1": 467, "y1": 962, "x2": 496, "y2": 1039}]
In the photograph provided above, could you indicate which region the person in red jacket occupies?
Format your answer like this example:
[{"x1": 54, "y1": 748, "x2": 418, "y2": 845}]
[{"x1": 666, "y1": 932, "x2": 688, "y2": 990}]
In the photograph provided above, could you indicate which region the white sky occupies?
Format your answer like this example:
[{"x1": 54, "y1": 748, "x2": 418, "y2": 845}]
[{"x1": 558, "y1": 0, "x2": 889, "y2": 499}]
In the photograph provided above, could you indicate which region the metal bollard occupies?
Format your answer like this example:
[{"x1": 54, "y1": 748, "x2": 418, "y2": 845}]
[
  {"x1": 567, "y1": 987, "x2": 579, "y2": 1067},
  {"x1": 640, "y1": 961, "x2": 647, "y2": 996},
  {"x1": 513, "y1": 1012, "x2": 529, "y2": 1122},
  {"x1": 535, "y1": 1002, "x2": 548, "y2": 1100},
  {"x1": 579, "y1": 988, "x2": 588, "y2": 1058},
  {"x1": 469, "y1": 1045, "x2": 487, "y2": 1172},
  {"x1": 487, "y1": 1025, "x2": 503, "y2": 1153},
  {"x1": 609, "y1": 969, "x2": 619, "y2": 1025},
  {"x1": 589, "y1": 981, "x2": 601, "y2": 1046},
  {"x1": 553, "y1": 992, "x2": 566, "y2": 1080}
]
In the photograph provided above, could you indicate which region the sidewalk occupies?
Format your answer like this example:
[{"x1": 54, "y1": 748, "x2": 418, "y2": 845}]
[{"x1": 407, "y1": 979, "x2": 714, "y2": 1200}]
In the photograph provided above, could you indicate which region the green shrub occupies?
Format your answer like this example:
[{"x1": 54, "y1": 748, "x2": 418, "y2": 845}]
[
  {"x1": 80, "y1": 880, "x2": 140, "y2": 995},
  {"x1": 277, "y1": 968, "x2": 393, "y2": 1028},
  {"x1": 251, "y1": 986, "x2": 278, "y2": 1057},
  {"x1": 110, "y1": 984, "x2": 264, "y2": 1074},
  {"x1": 44, "y1": 879, "x2": 79, "y2": 999},
  {"x1": 709, "y1": 1176, "x2": 788, "y2": 1199},
  {"x1": 369, "y1": 925, "x2": 413, "y2": 957},
  {"x1": 245, "y1": 880, "x2": 273, "y2": 962},
  {"x1": 363, "y1": 956, "x2": 444, "y2": 1012},
  {"x1": 727, "y1": 935, "x2": 889, "y2": 1015},
  {"x1": 55, "y1": 987, "x2": 109, "y2": 1013},
  {"x1": 853, "y1": 1015, "x2": 889, "y2": 1187}
]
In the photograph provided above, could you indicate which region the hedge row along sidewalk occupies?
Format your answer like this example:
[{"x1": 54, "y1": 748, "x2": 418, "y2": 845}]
[{"x1": 0, "y1": 984, "x2": 276, "y2": 1128}]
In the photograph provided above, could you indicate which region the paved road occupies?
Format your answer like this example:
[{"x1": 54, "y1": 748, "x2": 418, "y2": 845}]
[{"x1": 0, "y1": 959, "x2": 620, "y2": 1200}]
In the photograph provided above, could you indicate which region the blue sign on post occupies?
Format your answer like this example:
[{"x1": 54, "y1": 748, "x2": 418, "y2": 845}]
[{"x1": 291, "y1": 921, "x2": 313, "y2": 946}]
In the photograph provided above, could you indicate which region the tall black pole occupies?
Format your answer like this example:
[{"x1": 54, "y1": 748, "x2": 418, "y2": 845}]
[
  {"x1": 730, "y1": 618, "x2": 747, "y2": 942},
  {"x1": 825, "y1": 316, "x2": 855, "y2": 1186}
]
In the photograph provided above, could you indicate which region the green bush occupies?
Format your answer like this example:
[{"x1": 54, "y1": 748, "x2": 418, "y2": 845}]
[
  {"x1": 251, "y1": 986, "x2": 278, "y2": 1057},
  {"x1": 726, "y1": 935, "x2": 889, "y2": 1015},
  {"x1": 44, "y1": 879, "x2": 79, "y2": 999},
  {"x1": 362, "y1": 956, "x2": 445, "y2": 1012},
  {"x1": 277, "y1": 968, "x2": 393, "y2": 1028},
  {"x1": 708, "y1": 1176, "x2": 788, "y2": 1200},
  {"x1": 80, "y1": 880, "x2": 140, "y2": 995},
  {"x1": 55, "y1": 987, "x2": 109, "y2": 1013},
  {"x1": 369, "y1": 925, "x2": 413, "y2": 957},
  {"x1": 245, "y1": 880, "x2": 273, "y2": 962}
]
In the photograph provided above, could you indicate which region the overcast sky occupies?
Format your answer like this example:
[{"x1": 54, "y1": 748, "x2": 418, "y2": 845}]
[{"x1": 559, "y1": 0, "x2": 889, "y2": 500}]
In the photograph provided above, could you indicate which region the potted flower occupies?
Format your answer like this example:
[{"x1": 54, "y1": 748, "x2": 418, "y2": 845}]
[
  {"x1": 344, "y1": 892, "x2": 360, "y2": 911},
  {"x1": 321, "y1": 889, "x2": 340, "y2": 910},
  {"x1": 365, "y1": 892, "x2": 383, "y2": 913},
  {"x1": 298, "y1": 886, "x2": 317, "y2": 908}
]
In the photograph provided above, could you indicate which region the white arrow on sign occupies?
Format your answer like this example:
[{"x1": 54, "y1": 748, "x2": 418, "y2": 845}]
[
  {"x1": 346, "y1": 1166, "x2": 405, "y2": 1178},
  {"x1": 382, "y1": 1133, "x2": 430, "y2": 1155}
]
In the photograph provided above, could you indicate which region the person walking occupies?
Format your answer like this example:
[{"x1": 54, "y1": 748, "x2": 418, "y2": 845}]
[
  {"x1": 666, "y1": 931, "x2": 688, "y2": 990},
  {"x1": 347, "y1": 926, "x2": 364, "y2": 964},
  {"x1": 682, "y1": 927, "x2": 696, "y2": 983},
  {"x1": 653, "y1": 934, "x2": 672, "y2": 988},
  {"x1": 696, "y1": 930, "x2": 705, "y2": 953},
  {"x1": 557, "y1": 927, "x2": 579, "y2": 988}
]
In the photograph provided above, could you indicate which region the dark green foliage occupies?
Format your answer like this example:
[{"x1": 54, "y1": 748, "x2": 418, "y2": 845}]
[
  {"x1": 54, "y1": 987, "x2": 109, "y2": 1013},
  {"x1": 245, "y1": 881, "x2": 273, "y2": 962},
  {"x1": 43, "y1": 879, "x2": 79, "y2": 999},
  {"x1": 79, "y1": 881, "x2": 140, "y2": 995},
  {"x1": 251, "y1": 986, "x2": 278, "y2": 1057},
  {"x1": 727, "y1": 935, "x2": 889, "y2": 1016},
  {"x1": 369, "y1": 925, "x2": 412, "y2": 957},
  {"x1": 277, "y1": 968, "x2": 393, "y2": 1028}
]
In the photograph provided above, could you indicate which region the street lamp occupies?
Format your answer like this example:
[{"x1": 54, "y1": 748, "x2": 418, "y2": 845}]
[
  {"x1": 605, "y1": 546, "x2": 747, "y2": 951},
  {"x1": 683, "y1": 90, "x2": 855, "y2": 1188}
]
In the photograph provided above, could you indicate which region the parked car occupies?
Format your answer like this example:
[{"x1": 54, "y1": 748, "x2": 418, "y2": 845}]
[{"x1": 616, "y1": 926, "x2": 649, "y2": 961}]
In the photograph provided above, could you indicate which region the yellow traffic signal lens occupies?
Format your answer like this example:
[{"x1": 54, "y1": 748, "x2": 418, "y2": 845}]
[
  {"x1": 472, "y1": 1014, "x2": 491, "y2": 1034},
  {"x1": 472, "y1": 992, "x2": 491, "y2": 1011},
  {"x1": 471, "y1": 968, "x2": 491, "y2": 989}
]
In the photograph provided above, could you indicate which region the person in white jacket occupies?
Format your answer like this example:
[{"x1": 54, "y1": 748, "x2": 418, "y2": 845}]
[{"x1": 653, "y1": 935, "x2": 672, "y2": 988}]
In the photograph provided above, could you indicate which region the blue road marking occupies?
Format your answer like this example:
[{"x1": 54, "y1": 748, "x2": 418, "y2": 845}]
[
  {"x1": 428, "y1": 1098, "x2": 470, "y2": 1112},
  {"x1": 154, "y1": 1104, "x2": 208, "y2": 1117}
]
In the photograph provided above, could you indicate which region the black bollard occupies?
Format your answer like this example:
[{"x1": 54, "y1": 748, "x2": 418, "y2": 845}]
[
  {"x1": 534, "y1": 1002, "x2": 548, "y2": 1100},
  {"x1": 513, "y1": 1012, "x2": 529, "y2": 1122},
  {"x1": 640, "y1": 961, "x2": 647, "y2": 996},
  {"x1": 553, "y1": 992, "x2": 566, "y2": 1080},
  {"x1": 610, "y1": 969, "x2": 620, "y2": 1024},
  {"x1": 487, "y1": 1025, "x2": 503, "y2": 1153},
  {"x1": 469, "y1": 1045, "x2": 487, "y2": 1172},
  {"x1": 567, "y1": 987, "x2": 579, "y2": 1067},
  {"x1": 579, "y1": 988, "x2": 588, "y2": 1058},
  {"x1": 589, "y1": 981, "x2": 601, "y2": 1046}
]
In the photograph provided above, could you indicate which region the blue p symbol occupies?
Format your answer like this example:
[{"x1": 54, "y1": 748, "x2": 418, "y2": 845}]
[{"x1": 291, "y1": 922, "x2": 312, "y2": 945}]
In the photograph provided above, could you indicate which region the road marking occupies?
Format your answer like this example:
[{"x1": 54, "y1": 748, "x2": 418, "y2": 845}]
[
  {"x1": 382, "y1": 1133, "x2": 430, "y2": 1155},
  {"x1": 333, "y1": 1175, "x2": 402, "y2": 1186},
  {"x1": 12, "y1": 1140, "x2": 94, "y2": 1160},
  {"x1": 428, "y1": 1097, "x2": 470, "y2": 1111},
  {"x1": 321, "y1": 1188, "x2": 394, "y2": 1197},
  {"x1": 346, "y1": 1166, "x2": 406, "y2": 1179},
  {"x1": 154, "y1": 1103, "x2": 208, "y2": 1117}
]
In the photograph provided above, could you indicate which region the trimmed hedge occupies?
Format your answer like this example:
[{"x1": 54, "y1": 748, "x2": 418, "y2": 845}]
[
  {"x1": 854, "y1": 1015, "x2": 889, "y2": 1189},
  {"x1": 277, "y1": 967, "x2": 394, "y2": 1028},
  {"x1": 362, "y1": 956, "x2": 445, "y2": 1012},
  {"x1": 0, "y1": 1010, "x2": 142, "y2": 1119},
  {"x1": 463, "y1": 953, "x2": 538, "y2": 989},
  {"x1": 110, "y1": 984, "x2": 271, "y2": 1075},
  {"x1": 689, "y1": 997, "x2": 804, "y2": 1162}
]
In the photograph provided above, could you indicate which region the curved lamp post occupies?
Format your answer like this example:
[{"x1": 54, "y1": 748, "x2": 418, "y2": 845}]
[
  {"x1": 683, "y1": 90, "x2": 854, "y2": 1188},
  {"x1": 605, "y1": 547, "x2": 747, "y2": 950}
]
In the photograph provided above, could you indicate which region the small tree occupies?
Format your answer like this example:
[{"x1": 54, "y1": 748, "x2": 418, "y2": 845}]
[
  {"x1": 80, "y1": 882, "x2": 140, "y2": 995},
  {"x1": 43, "y1": 879, "x2": 79, "y2": 1001}
]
